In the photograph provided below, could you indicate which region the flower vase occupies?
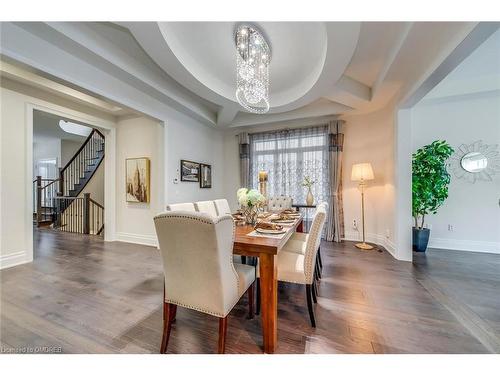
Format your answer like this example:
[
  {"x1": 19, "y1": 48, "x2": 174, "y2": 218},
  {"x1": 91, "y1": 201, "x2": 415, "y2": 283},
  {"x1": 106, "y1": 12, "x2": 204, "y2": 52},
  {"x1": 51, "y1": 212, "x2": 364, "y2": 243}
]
[
  {"x1": 306, "y1": 188, "x2": 314, "y2": 206},
  {"x1": 243, "y1": 206, "x2": 258, "y2": 225}
]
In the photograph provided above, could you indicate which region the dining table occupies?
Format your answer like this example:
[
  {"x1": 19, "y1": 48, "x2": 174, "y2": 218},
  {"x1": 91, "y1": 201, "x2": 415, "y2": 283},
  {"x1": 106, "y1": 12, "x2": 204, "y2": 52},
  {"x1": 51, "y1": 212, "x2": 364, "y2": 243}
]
[{"x1": 232, "y1": 214, "x2": 304, "y2": 354}]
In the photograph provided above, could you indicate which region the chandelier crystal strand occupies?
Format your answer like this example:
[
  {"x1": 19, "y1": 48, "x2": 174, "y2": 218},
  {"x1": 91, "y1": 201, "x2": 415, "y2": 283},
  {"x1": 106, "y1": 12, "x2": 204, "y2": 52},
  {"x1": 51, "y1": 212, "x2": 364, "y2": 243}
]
[{"x1": 235, "y1": 25, "x2": 271, "y2": 114}]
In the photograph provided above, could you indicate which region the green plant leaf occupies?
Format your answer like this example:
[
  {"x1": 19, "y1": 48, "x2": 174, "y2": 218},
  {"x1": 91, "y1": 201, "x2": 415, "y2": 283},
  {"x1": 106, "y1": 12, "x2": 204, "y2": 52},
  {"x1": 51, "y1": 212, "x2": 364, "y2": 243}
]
[{"x1": 412, "y1": 140, "x2": 454, "y2": 223}]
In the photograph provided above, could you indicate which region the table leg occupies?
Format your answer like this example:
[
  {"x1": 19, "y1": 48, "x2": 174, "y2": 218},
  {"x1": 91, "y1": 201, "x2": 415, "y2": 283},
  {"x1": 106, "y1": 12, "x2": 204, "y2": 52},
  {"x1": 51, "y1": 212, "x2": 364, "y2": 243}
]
[
  {"x1": 297, "y1": 220, "x2": 304, "y2": 233},
  {"x1": 259, "y1": 252, "x2": 278, "y2": 353}
]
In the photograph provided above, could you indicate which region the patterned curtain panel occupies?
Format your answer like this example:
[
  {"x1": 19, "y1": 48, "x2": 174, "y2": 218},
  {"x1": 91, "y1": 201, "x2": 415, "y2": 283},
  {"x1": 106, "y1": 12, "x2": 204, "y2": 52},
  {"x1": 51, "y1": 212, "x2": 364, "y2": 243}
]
[
  {"x1": 326, "y1": 120, "x2": 345, "y2": 242},
  {"x1": 238, "y1": 133, "x2": 250, "y2": 188},
  {"x1": 248, "y1": 125, "x2": 330, "y2": 212}
]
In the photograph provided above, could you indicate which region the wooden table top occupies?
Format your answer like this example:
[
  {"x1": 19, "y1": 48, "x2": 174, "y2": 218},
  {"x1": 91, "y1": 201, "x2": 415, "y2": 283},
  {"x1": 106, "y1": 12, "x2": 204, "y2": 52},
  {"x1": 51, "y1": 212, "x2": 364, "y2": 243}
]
[{"x1": 233, "y1": 215, "x2": 303, "y2": 255}]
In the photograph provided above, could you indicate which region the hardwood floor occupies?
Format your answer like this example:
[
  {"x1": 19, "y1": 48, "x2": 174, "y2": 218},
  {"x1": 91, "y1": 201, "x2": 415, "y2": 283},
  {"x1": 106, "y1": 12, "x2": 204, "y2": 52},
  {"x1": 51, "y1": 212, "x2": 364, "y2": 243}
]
[{"x1": 1, "y1": 229, "x2": 499, "y2": 353}]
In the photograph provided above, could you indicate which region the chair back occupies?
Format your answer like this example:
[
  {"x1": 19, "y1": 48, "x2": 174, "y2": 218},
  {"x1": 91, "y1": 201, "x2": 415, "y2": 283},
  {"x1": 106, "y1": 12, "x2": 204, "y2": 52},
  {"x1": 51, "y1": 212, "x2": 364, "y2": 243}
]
[
  {"x1": 268, "y1": 196, "x2": 293, "y2": 211},
  {"x1": 214, "y1": 199, "x2": 231, "y2": 216},
  {"x1": 154, "y1": 212, "x2": 239, "y2": 317},
  {"x1": 303, "y1": 204, "x2": 327, "y2": 283},
  {"x1": 195, "y1": 200, "x2": 218, "y2": 217},
  {"x1": 167, "y1": 202, "x2": 196, "y2": 212}
]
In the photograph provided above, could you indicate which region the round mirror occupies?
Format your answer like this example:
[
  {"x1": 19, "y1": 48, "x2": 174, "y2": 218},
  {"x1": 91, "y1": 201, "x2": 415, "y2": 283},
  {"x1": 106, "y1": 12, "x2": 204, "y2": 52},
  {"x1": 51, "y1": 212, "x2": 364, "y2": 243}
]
[{"x1": 461, "y1": 152, "x2": 488, "y2": 173}]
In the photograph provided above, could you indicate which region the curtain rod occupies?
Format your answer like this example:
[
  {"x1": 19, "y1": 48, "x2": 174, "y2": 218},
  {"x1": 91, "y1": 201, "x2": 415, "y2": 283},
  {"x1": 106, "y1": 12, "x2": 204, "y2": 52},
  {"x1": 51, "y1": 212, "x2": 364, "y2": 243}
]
[{"x1": 234, "y1": 120, "x2": 344, "y2": 136}]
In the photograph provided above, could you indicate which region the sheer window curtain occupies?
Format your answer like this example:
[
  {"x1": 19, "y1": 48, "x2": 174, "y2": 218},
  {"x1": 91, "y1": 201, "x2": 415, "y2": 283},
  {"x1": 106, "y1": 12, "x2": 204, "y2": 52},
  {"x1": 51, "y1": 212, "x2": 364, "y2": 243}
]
[
  {"x1": 248, "y1": 125, "x2": 330, "y2": 222},
  {"x1": 238, "y1": 133, "x2": 250, "y2": 188}
]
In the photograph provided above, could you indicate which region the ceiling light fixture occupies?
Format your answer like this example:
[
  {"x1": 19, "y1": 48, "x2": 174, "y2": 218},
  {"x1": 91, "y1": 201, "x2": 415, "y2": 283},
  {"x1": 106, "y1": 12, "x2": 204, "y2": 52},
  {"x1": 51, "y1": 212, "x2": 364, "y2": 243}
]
[
  {"x1": 235, "y1": 24, "x2": 271, "y2": 114},
  {"x1": 59, "y1": 120, "x2": 92, "y2": 137}
]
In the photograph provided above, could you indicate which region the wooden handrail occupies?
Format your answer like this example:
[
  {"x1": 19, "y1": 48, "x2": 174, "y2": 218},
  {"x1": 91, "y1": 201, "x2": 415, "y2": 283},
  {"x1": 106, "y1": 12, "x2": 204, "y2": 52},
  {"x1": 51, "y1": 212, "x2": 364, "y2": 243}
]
[
  {"x1": 33, "y1": 178, "x2": 59, "y2": 184},
  {"x1": 60, "y1": 129, "x2": 104, "y2": 175},
  {"x1": 89, "y1": 198, "x2": 104, "y2": 209}
]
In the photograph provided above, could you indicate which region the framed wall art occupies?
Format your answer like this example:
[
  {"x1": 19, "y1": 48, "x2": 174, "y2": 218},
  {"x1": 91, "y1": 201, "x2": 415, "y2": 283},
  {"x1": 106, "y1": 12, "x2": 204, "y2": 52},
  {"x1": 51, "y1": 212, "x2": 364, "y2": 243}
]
[
  {"x1": 180, "y1": 159, "x2": 200, "y2": 182},
  {"x1": 126, "y1": 157, "x2": 150, "y2": 203},
  {"x1": 200, "y1": 163, "x2": 212, "y2": 188}
]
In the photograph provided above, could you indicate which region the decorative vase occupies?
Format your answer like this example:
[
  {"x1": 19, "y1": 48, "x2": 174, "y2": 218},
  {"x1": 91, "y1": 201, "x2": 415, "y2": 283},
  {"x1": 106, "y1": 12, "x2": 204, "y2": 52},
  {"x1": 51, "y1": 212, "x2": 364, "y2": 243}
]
[
  {"x1": 412, "y1": 227, "x2": 430, "y2": 252},
  {"x1": 306, "y1": 188, "x2": 314, "y2": 206},
  {"x1": 243, "y1": 206, "x2": 258, "y2": 225}
]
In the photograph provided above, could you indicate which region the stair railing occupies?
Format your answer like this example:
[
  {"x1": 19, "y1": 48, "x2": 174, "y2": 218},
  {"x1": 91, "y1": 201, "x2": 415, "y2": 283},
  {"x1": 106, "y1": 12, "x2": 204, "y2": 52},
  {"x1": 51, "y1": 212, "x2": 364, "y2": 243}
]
[
  {"x1": 60, "y1": 129, "x2": 105, "y2": 197},
  {"x1": 53, "y1": 193, "x2": 104, "y2": 235},
  {"x1": 33, "y1": 176, "x2": 59, "y2": 226}
]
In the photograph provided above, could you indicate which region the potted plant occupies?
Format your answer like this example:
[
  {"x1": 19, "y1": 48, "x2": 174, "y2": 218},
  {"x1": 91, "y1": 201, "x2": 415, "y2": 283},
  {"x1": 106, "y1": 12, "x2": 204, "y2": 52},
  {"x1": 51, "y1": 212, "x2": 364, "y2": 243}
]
[
  {"x1": 412, "y1": 140, "x2": 454, "y2": 252},
  {"x1": 302, "y1": 176, "x2": 316, "y2": 206}
]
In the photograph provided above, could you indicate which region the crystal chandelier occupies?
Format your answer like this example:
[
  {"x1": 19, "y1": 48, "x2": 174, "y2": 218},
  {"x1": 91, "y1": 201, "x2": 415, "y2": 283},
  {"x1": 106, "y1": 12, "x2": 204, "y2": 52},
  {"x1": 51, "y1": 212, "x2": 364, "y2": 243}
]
[{"x1": 235, "y1": 25, "x2": 271, "y2": 114}]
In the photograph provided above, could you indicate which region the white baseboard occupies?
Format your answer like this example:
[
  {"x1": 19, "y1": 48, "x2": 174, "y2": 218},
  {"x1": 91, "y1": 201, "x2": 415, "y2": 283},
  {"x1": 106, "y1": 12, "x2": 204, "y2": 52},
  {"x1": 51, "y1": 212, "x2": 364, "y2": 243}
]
[
  {"x1": 342, "y1": 231, "x2": 396, "y2": 258},
  {"x1": 428, "y1": 238, "x2": 500, "y2": 254},
  {"x1": 115, "y1": 232, "x2": 158, "y2": 247},
  {"x1": 0, "y1": 251, "x2": 30, "y2": 270}
]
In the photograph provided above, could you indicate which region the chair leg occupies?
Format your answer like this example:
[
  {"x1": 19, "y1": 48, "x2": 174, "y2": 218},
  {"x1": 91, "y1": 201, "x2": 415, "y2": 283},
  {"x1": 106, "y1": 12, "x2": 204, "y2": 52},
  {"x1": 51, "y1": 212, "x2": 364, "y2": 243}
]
[
  {"x1": 256, "y1": 279, "x2": 261, "y2": 315},
  {"x1": 218, "y1": 316, "x2": 228, "y2": 354},
  {"x1": 318, "y1": 247, "x2": 323, "y2": 269},
  {"x1": 305, "y1": 285, "x2": 316, "y2": 328},
  {"x1": 160, "y1": 302, "x2": 175, "y2": 353},
  {"x1": 247, "y1": 282, "x2": 255, "y2": 319},
  {"x1": 312, "y1": 280, "x2": 318, "y2": 303}
]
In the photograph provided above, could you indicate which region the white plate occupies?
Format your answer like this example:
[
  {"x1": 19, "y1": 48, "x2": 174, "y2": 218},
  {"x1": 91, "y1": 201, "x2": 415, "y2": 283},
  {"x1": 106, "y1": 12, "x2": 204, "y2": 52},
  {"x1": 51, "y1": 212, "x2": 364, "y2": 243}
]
[
  {"x1": 272, "y1": 219, "x2": 296, "y2": 224},
  {"x1": 255, "y1": 228, "x2": 286, "y2": 235}
]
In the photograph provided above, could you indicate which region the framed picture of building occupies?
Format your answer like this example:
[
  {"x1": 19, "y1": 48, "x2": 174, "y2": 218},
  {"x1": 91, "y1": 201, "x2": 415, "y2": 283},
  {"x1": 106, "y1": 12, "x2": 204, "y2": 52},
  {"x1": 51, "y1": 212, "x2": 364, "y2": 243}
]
[
  {"x1": 126, "y1": 157, "x2": 150, "y2": 203},
  {"x1": 200, "y1": 163, "x2": 212, "y2": 188},
  {"x1": 180, "y1": 159, "x2": 200, "y2": 182}
]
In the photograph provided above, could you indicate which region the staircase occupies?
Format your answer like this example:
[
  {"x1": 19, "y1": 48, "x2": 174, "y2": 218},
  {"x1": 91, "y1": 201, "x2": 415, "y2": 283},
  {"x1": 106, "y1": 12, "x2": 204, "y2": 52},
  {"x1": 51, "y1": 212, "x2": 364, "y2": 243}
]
[
  {"x1": 33, "y1": 129, "x2": 105, "y2": 235},
  {"x1": 60, "y1": 129, "x2": 105, "y2": 197}
]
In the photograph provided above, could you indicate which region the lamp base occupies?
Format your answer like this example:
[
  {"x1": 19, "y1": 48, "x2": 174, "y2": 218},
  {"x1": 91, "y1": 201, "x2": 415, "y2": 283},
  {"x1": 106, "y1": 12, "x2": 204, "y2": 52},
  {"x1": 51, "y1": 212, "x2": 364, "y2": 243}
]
[{"x1": 355, "y1": 242, "x2": 374, "y2": 250}]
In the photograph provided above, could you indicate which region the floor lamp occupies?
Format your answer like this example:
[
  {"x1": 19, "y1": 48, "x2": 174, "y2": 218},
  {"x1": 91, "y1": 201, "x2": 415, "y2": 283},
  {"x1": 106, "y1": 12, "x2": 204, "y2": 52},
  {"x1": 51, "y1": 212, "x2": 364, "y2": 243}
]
[{"x1": 351, "y1": 163, "x2": 374, "y2": 250}]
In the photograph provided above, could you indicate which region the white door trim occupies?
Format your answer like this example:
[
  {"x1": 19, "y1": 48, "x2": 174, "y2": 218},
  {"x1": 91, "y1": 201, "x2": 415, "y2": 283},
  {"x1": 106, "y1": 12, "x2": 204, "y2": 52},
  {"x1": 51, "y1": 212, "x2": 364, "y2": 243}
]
[{"x1": 25, "y1": 102, "x2": 117, "y2": 265}]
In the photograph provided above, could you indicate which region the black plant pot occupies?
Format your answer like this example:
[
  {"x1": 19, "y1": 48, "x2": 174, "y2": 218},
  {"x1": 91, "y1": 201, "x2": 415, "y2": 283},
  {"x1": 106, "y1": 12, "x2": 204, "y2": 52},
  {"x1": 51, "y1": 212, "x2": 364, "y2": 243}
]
[{"x1": 412, "y1": 227, "x2": 430, "y2": 252}]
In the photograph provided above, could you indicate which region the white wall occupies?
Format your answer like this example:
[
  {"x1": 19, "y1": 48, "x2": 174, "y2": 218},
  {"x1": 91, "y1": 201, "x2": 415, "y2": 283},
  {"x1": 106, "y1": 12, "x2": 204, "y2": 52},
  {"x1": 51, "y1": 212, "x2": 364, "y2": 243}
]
[
  {"x1": 80, "y1": 161, "x2": 105, "y2": 206},
  {"x1": 113, "y1": 111, "x2": 226, "y2": 247},
  {"x1": 0, "y1": 86, "x2": 32, "y2": 268},
  {"x1": 165, "y1": 111, "x2": 225, "y2": 205},
  {"x1": 220, "y1": 112, "x2": 399, "y2": 257},
  {"x1": 61, "y1": 139, "x2": 84, "y2": 167},
  {"x1": 0, "y1": 82, "x2": 115, "y2": 269},
  {"x1": 342, "y1": 105, "x2": 397, "y2": 256},
  {"x1": 411, "y1": 93, "x2": 500, "y2": 253},
  {"x1": 33, "y1": 136, "x2": 61, "y2": 176},
  {"x1": 115, "y1": 116, "x2": 164, "y2": 246}
]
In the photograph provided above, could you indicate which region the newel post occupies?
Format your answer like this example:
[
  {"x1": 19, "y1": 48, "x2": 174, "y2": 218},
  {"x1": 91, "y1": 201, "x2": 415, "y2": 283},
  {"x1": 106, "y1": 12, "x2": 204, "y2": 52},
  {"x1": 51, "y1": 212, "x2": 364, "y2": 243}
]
[
  {"x1": 36, "y1": 176, "x2": 42, "y2": 225},
  {"x1": 59, "y1": 167, "x2": 64, "y2": 196},
  {"x1": 83, "y1": 193, "x2": 90, "y2": 234}
]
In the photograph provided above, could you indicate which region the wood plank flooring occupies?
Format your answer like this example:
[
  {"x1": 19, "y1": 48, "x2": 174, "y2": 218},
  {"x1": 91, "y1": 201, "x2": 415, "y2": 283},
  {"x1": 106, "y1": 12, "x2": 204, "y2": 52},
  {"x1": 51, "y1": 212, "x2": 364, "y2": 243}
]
[{"x1": 1, "y1": 229, "x2": 499, "y2": 353}]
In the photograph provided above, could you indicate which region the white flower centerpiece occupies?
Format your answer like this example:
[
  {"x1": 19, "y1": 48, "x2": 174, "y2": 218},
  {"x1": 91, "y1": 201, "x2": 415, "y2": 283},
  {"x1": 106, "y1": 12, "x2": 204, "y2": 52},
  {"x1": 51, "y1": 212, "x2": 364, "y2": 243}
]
[{"x1": 237, "y1": 188, "x2": 266, "y2": 225}]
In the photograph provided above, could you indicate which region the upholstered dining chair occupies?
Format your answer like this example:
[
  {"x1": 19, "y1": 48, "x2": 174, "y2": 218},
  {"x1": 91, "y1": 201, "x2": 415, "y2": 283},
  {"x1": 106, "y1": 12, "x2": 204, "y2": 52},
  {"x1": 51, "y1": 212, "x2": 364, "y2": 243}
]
[
  {"x1": 256, "y1": 203, "x2": 327, "y2": 327},
  {"x1": 268, "y1": 196, "x2": 293, "y2": 211},
  {"x1": 154, "y1": 211, "x2": 256, "y2": 354},
  {"x1": 194, "y1": 200, "x2": 218, "y2": 217},
  {"x1": 166, "y1": 202, "x2": 196, "y2": 212},
  {"x1": 288, "y1": 202, "x2": 329, "y2": 280},
  {"x1": 214, "y1": 199, "x2": 232, "y2": 216}
]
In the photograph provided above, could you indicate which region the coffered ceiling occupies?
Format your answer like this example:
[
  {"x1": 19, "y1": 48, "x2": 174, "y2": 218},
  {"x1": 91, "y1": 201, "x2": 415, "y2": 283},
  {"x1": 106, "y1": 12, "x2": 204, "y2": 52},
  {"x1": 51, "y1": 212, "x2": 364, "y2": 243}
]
[
  {"x1": 121, "y1": 21, "x2": 486, "y2": 128},
  {"x1": 2, "y1": 21, "x2": 495, "y2": 129},
  {"x1": 123, "y1": 21, "x2": 390, "y2": 127}
]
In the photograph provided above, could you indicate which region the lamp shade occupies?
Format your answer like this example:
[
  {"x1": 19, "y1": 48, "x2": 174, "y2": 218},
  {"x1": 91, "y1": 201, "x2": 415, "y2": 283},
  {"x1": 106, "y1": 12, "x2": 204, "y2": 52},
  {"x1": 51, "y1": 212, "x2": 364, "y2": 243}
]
[{"x1": 351, "y1": 163, "x2": 374, "y2": 181}]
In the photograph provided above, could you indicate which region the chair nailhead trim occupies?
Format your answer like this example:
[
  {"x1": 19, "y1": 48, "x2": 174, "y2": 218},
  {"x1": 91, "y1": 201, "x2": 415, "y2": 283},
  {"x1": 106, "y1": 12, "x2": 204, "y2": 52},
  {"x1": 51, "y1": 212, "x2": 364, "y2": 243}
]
[{"x1": 157, "y1": 212, "x2": 245, "y2": 317}]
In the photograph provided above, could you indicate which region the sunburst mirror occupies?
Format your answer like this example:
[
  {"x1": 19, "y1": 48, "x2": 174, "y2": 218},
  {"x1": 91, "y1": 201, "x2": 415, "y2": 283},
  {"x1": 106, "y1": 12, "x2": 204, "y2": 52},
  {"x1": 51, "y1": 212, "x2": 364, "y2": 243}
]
[{"x1": 448, "y1": 140, "x2": 500, "y2": 183}]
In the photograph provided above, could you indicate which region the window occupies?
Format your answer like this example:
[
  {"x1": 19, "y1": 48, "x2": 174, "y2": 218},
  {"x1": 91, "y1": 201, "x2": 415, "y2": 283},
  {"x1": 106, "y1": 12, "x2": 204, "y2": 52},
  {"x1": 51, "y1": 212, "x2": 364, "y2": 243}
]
[{"x1": 249, "y1": 126, "x2": 330, "y2": 206}]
